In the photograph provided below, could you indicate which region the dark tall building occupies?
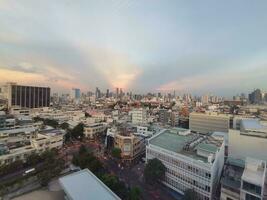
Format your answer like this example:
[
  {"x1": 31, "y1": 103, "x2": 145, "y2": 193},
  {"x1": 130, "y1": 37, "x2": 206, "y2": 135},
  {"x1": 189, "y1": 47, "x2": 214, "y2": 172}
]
[
  {"x1": 2, "y1": 83, "x2": 50, "y2": 108},
  {"x1": 106, "y1": 89, "x2": 109, "y2": 98},
  {"x1": 248, "y1": 89, "x2": 262, "y2": 104}
]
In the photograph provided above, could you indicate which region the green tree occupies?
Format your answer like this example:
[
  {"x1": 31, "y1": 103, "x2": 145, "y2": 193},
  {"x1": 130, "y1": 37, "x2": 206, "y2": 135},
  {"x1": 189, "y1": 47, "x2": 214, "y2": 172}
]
[
  {"x1": 100, "y1": 174, "x2": 128, "y2": 199},
  {"x1": 43, "y1": 119, "x2": 59, "y2": 128},
  {"x1": 25, "y1": 153, "x2": 42, "y2": 166},
  {"x1": 111, "y1": 147, "x2": 121, "y2": 159},
  {"x1": 183, "y1": 189, "x2": 198, "y2": 200},
  {"x1": 60, "y1": 122, "x2": 69, "y2": 130},
  {"x1": 144, "y1": 158, "x2": 166, "y2": 184},
  {"x1": 71, "y1": 123, "x2": 84, "y2": 140},
  {"x1": 129, "y1": 186, "x2": 141, "y2": 200}
]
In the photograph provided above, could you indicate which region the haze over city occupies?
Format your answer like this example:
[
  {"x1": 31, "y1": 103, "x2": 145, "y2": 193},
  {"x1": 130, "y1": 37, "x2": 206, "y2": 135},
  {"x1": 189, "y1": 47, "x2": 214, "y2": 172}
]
[{"x1": 1, "y1": 0, "x2": 267, "y2": 96}]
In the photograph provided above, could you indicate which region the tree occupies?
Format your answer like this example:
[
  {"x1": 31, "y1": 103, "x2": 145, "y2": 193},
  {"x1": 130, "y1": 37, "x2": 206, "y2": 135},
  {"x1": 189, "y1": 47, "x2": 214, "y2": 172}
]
[
  {"x1": 111, "y1": 147, "x2": 121, "y2": 159},
  {"x1": 100, "y1": 174, "x2": 128, "y2": 199},
  {"x1": 144, "y1": 158, "x2": 166, "y2": 184},
  {"x1": 71, "y1": 123, "x2": 84, "y2": 140},
  {"x1": 183, "y1": 189, "x2": 198, "y2": 200},
  {"x1": 72, "y1": 146, "x2": 103, "y2": 174},
  {"x1": 25, "y1": 153, "x2": 42, "y2": 166},
  {"x1": 129, "y1": 186, "x2": 141, "y2": 200},
  {"x1": 60, "y1": 122, "x2": 69, "y2": 130}
]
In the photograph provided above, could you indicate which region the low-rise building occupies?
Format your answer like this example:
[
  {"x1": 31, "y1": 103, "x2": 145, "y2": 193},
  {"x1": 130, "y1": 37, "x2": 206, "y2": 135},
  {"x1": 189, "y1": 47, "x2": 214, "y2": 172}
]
[
  {"x1": 0, "y1": 128, "x2": 64, "y2": 165},
  {"x1": 240, "y1": 158, "x2": 267, "y2": 200},
  {"x1": 189, "y1": 112, "x2": 230, "y2": 134},
  {"x1": 59, "y1": 169, "x2": 121, "y2": 200},
  {"x1": 84, "y1": 123, "x2": 105, "y2": 140}
]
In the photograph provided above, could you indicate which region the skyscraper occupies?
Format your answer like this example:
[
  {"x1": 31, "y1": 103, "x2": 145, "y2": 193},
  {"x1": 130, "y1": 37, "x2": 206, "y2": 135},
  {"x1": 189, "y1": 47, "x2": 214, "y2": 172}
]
[
  {"x1": 248, "y1": 89, "x2": 262, "y2": 104},
  {"x1": 70, "y1": 88, "x2": 81, "y2": 100}
]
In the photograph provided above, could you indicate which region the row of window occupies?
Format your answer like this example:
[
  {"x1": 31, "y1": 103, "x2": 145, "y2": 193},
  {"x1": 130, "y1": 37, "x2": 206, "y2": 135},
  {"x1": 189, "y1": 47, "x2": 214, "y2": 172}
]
[
  {"x1": 164, "y1": 176, "x2": 210, "y2": 200},
  {"x1": 166, "y1": 167, "x2": 211, "y2": 192},
  {"x1": 147, "y1": 149, "x2": 211, "y2": 179}
]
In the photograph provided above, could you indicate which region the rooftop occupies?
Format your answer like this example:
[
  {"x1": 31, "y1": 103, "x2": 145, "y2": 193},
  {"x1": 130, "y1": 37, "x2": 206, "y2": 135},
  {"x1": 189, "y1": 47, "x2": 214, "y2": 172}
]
[
  {"x1": 149, "y1": 128, "x2": 223, "y2": 163},
  {"x1": 241, "y1": 119, "x2": 267, "y2": 132},
  {"x1": 59, "y1": 169, "x2": 121, "y2": 200},
  {"x1": 242, "y1": 158, "x2": 266, "y2": 186}
]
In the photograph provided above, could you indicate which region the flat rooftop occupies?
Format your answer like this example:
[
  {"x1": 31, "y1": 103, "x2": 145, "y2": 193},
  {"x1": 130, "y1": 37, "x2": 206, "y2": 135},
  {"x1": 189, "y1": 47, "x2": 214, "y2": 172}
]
[
  {"x1": 149, "y1": 128, "x2": 223, "y2": 163},
  {"x1": 59, "y1": 169, "x2": 121, "y2": 200},
  {"x1": 241, "y1": 119, "x2": 267, "y2": 131}
]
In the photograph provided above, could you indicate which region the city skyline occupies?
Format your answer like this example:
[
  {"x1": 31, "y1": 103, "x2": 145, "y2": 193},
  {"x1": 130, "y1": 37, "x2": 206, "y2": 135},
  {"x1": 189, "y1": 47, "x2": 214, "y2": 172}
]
[{"x1": 1, "y1": 0, "x2": 267, "y2": 96}]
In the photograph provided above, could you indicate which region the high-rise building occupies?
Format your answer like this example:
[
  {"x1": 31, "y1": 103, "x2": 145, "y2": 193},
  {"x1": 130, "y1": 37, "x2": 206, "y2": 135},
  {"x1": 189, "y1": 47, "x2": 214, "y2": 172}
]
[
  {"x1": 116, "y1": 88, "x2": 119, "y2": 99},
  {"x1": 70, "y1": 88, "x2": 81, "y2": 100},
  {"x1": 248, "y1": 89, "x2": 262, "y2": 104},
  {"x1": 95, "y1": 87, "x2": 101, "y2": 99},
  {"x1": 106, "y1": 89, "x2": 109, "y2": 98},
  {"x1": 0, "y1": 82, "x2": 50, "y2": 108}
]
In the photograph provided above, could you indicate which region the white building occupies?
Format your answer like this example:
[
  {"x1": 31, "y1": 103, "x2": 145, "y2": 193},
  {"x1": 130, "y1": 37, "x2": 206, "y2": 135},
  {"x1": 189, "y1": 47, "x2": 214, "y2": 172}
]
[
  {"x1": 146, "y1": 128, "x2": 225, "y2": 200},
  {"x1": 130, "y1": 108, "x2": 147, "y2": 125},
  {"x1": 240, "y1": 158, "x2": 267, "y2": 200},
  {"x1": 0, "y1": 128, "x2": 64, "y2": 165}
]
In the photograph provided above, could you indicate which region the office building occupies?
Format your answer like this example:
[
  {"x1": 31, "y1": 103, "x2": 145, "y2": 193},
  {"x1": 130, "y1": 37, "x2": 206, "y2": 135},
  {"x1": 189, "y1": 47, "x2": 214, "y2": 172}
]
[
  {"x1": 70, "y1": 88, "x2": 81, "y2": 100},
  {"x1": 0, "y1": 82, "x2": 50, "y2": 109},
  {"x1": 146, "y1": 128, "x2": 225, "y2": 200},
  {"x1": 249, "y1": 89, "x2": 263, "y2": 104},
  {"x1": 189, "y1": 112, "x2": 230, "y2": 134}
]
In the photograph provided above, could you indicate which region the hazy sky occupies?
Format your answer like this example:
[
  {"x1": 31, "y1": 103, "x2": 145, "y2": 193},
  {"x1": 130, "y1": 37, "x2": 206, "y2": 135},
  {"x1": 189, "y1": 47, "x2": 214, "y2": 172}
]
[{"x1": 0, "y1": 0, "x2": 267, "y2": 96}]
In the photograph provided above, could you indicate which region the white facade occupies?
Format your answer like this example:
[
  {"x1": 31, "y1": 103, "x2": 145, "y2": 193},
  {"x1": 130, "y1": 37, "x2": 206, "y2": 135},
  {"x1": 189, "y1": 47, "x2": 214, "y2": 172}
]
[
  {"x1": 131, "y1": 108, "x2": 147, "y2": 125},
  {"x1": 240, "y1": 158, "x2": 267, "y2": 200},
  {"x1": 146, "y1": 129, "x2": 225, "y2": 200}
]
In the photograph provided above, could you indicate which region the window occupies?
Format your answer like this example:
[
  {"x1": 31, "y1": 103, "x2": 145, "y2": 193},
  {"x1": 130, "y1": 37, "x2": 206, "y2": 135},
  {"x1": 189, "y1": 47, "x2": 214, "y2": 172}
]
[
  {"x1": 245, "y1": 193, "x2": 261, "y2": 200},
  {"x1": 243, "y1": 181, "x2": 261, "y2": 195}
]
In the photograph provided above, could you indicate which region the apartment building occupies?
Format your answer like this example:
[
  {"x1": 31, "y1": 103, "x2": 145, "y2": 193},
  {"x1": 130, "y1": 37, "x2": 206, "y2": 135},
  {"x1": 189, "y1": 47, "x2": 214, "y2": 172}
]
[
  {"x1": 130, "y1": 108, "x2": 147, "y2": 125},
  {"x1": 189, "y1": 112, "x2": 230, "y2": 134},
  {"x1": 146, "y1": 128, "x2": 225, "y2": 200}
]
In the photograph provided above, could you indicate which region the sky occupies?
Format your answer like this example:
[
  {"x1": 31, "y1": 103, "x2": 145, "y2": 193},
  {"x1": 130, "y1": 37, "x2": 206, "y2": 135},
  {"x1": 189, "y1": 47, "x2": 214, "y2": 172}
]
[{"x1": 0, "y1": 0, "x2": 267, "y2": 96}]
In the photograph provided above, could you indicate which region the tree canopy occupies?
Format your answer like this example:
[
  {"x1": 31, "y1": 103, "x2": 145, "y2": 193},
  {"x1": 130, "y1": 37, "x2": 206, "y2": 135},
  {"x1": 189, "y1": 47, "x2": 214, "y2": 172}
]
[
  {"x1": 144, "y1": 158, "x2": 166, "y2": 184},
  {"x1": 111, "y1": 147, "x2": 122, "y2": 159}
]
